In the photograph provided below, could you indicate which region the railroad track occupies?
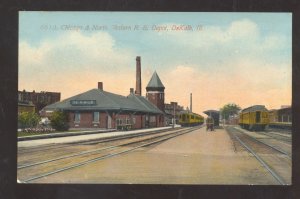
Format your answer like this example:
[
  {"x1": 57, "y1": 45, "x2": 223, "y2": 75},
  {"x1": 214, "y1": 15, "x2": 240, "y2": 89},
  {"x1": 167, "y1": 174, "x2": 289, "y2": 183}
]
[
  {"x1": 18, "y1": 127, "x2": 181, "y2": 155},
  {"x1": 233, "y1": 127, "x2": 291, "y2": 158},
  {"x1": 257, "y1": 130, "x2": 292, "y2": 143},
  {"x1": 226, "y1": 126, "x2": 291, "y2": 185},
  {"x1": 18, "y1": 126, "x2": 201, "y2": 183}
]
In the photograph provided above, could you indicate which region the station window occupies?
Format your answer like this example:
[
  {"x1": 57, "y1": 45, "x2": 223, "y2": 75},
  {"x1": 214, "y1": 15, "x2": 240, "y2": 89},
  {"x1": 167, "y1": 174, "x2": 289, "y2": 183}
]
[
  {"x1": 150, "y1": 116, "x2": 156, "y2": 122},
  {"x1": 132, "y1": 117, "x2": 136, "y2": 125},
  {"x1": 116, "y1": 118, "x2": 122, "y2": 125},
  {"x1": 74, "y1": 112, "x2": 80, "y2": 123},
  {"x1": 93, "y1": 112, "x2": 99, "y2": 123}
]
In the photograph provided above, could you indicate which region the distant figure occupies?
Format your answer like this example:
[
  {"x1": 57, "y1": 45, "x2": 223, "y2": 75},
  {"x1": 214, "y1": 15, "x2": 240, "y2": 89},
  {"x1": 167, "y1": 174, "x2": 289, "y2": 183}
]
[{"x1": 206, "y1": 116, "x2": 214, "y2": 131}]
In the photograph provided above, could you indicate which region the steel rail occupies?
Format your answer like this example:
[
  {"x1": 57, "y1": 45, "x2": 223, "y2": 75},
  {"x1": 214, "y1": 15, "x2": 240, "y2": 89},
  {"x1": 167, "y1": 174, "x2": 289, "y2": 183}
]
[
  {"x1": 233, "y1": 127, "x2": 291, "y2": 159},
  {"x1": 20, "y1": 127, "x2": 200, "y2": 183},
  {"x1": 257, "y1": 131, "x2": 291, "y2": 143},
  {"x1": 18, "y1": 127, "x2": 192, "y2": 169},
  {"x1": 230, "y1": 131, "x2": 287, "y2": 185},
  {"x1": 260, "y1": 131, "x2": 292, "y2": 141}
]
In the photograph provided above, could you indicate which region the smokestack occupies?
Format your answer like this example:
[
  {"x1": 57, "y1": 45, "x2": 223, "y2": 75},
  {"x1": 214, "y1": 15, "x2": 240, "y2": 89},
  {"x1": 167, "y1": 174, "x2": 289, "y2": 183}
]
[
  {"x1": 190, "y1": 93, "x2": 192, "y2": 112},
  {"x1": 135, "y1": 56, "x2": 141, "y2": 96},
  {"x1": 98, "y1": 82, "x2": 103, "y2": 90},
  {"x1": 130, "y1": 88, "x2": 134, "y2": 94}
]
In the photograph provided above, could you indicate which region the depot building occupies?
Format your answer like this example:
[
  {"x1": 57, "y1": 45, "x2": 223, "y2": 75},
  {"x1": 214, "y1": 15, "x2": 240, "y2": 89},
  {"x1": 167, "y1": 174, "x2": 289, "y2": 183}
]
[{"x1": 42, "y1": 56, "x2": 166, "y2": 130}]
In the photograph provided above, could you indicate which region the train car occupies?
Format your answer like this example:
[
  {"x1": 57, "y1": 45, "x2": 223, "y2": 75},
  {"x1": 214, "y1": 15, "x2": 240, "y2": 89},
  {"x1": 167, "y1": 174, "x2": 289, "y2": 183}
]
[
  {"x1": 239, "y1": 105, "x2": 269, "y2": 131},
  {"x1": 178, "y1": 111, "x2": 204, "y2": 127}
]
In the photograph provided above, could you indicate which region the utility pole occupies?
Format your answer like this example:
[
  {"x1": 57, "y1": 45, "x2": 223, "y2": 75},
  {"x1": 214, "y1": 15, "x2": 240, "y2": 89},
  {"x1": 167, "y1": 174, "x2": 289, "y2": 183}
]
[{"x1": 171, "y1": 102, "x2": 176, "y2": 128}]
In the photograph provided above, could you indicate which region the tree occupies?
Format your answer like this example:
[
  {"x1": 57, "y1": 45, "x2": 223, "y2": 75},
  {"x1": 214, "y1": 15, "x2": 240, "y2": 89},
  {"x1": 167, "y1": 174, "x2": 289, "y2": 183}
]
[
  {"x1": 220, "y1": 103, "x2": 241, "y2": 120},
  {"x1": 49, "y1": 110, "x2": 69, "y2": 131},
  {"x1": 18, "y1": 111, "x2": 40, "y2": 129}
]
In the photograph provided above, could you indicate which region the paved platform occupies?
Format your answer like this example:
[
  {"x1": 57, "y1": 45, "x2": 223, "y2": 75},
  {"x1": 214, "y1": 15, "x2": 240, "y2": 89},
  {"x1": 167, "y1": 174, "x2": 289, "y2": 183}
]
[
  {"x1": 18, "y1": 126, "x2": 179, "y2": 148},
  {"x1": 18, "y1": 129, "x2": 116, "y2": 141},
  {"x1": 34, "y1": 126, "x2": 278, "y2": 184}
]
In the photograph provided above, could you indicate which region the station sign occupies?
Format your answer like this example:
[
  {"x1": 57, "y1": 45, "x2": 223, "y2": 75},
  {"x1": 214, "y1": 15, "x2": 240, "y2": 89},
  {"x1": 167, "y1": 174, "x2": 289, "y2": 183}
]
[{"x1": 70, "y1": 100, "x2": 97, "y2": 106}]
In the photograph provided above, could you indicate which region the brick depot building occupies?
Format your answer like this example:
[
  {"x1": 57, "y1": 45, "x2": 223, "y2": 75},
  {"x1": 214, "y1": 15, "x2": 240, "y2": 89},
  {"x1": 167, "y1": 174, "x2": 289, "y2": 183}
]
[{"x1": 43, "y1": 56, "x2": 166, "y2": 130}]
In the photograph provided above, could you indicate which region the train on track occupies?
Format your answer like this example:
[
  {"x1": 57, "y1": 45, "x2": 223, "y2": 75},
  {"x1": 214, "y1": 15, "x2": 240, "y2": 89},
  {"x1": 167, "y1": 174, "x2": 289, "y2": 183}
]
[
  {"x1": 178, "y1": 110, "x2": 204, "y2": 127},
  {"x1": 239, "y1": 105, "x2": 269, "y2": 131},
  {"x1": 239, "y1": 105, "x2": 292, "y2": 131}
]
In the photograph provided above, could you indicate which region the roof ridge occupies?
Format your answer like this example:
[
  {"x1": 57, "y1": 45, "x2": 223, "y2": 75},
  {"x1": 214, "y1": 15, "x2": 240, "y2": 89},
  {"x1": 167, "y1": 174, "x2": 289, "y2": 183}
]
[
  {"x1": 132, "y1": 94, "x2": 151, "y2": 111},
  {"x1": 100, "y1": 90, "x2": 121, "y2": 108}
]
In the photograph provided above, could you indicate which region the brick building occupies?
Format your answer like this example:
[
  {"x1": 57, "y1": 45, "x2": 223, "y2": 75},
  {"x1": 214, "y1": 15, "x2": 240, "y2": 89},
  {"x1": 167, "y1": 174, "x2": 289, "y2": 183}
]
[
  {"x1": 18, "y1": 90, "x2": 61, "y2": 113},
  {"x1": 164, "y1": 102, "x2": 184, "y2": 125},
  {"x1": 43, "y1": 83, "x2": 164, "y2": 129},
  {"x1": 42, "y1": 56, "x2": 166, "y2": 130},
  {"x1": 145, "y1": 71, "x2": 166, "y2": 126},
  {"x1": 18, "y1": 101, "x2": 35, "y2": 115}
]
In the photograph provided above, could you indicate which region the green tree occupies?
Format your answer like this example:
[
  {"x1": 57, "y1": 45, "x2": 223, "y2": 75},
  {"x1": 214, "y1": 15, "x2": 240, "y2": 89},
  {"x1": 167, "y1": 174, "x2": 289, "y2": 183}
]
[
  {"x1": 220, "y1": 103, "x2": 241, "y2": 120},
  {"x1": 49, "y1": 110, "x2": 69, "y2": 131},
  {"x1": 18, "y1": 111, "x2": 40, "y2": 129}
]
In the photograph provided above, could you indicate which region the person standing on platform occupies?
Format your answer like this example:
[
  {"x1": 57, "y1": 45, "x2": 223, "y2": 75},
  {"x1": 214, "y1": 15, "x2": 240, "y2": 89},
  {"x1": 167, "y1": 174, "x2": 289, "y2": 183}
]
[{"x1": 206, "y1": 116, "x2": 214, "y2": 131}]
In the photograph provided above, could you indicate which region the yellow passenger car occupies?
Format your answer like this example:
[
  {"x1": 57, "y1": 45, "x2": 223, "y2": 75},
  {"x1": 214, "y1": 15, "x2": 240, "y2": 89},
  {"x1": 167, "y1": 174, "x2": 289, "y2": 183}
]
[
  {"x1": 178, "y1": 111, "x2": 204, "y2": 127},
  {"x1": 239, "y1": 105, "x2": 269, "y2": 131}
]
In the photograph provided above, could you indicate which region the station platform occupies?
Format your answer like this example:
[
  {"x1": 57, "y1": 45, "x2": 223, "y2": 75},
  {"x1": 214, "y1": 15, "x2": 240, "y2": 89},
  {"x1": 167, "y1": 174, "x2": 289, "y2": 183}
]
[{"x1": 18, "y1": 125, "x2": 181, "y2": 148}]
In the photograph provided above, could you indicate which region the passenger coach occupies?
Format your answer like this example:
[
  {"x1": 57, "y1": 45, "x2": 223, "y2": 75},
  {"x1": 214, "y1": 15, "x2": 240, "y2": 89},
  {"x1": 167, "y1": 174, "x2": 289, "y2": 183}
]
[
  {"x1": 178, "y1": 111, "x2": 204, "y2": 127},
  {"x1": 239, "y1": 105, "x2": 269, "y2": 131}
]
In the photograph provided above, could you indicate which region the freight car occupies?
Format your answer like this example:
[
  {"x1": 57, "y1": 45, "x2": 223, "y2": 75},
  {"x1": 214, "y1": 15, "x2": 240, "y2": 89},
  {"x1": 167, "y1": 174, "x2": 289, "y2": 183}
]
[
  {"x1": 178, "y1": 111, "x2": 204, "y2": 127},
  {"x1": 239, "y1": 105, "x2": 269, "y2": 131}
]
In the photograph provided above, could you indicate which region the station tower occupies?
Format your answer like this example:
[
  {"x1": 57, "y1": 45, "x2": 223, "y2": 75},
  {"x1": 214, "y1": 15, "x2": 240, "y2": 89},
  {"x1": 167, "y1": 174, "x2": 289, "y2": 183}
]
[{"x1": 146, "y1": 71, "x2": 165, "y2": 112}]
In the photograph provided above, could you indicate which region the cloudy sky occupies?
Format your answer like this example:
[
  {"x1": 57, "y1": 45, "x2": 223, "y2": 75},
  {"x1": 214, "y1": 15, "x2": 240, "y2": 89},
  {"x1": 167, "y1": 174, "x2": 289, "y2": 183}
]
[{"x1": 19, "y1": 12, "x2": 292, "y2": 114}]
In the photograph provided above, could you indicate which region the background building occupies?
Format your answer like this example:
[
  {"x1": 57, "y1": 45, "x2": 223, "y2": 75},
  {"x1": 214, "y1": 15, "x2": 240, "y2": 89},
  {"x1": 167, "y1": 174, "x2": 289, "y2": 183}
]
[
  {"x1": 18, "y1": 101, "x2": 35, "y2": 115},
  {"x1": 18, "y1": 90, "x2": 61, "y2": 113},
  {"x1": 164, "y1": 102, "x2": 184, "y2": 125}
]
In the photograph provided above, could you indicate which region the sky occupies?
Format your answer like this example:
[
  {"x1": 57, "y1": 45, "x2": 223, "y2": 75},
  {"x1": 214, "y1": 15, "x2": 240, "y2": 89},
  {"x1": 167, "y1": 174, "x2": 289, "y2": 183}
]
[{"x1": 19, "y1": 12, "x2": 292, "y2": 114}]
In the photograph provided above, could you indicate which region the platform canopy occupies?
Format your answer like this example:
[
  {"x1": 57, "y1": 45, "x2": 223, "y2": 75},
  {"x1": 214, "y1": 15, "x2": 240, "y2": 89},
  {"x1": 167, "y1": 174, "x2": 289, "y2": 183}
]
[{"x1": 203, "y1": 110, "x2": 220, "y2": 126}]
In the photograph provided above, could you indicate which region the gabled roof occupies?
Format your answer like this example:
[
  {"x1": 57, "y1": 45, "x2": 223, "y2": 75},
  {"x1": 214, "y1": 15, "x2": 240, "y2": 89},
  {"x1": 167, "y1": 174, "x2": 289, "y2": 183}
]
[
  {"x1": 127, "y1": 93, "x2": 164, "y2": 114},
  {"x1": 146, "y1": 71, "x2": 165, "y2": 89},
  {"x1": 241, "y1": 105, "x2": 268, "y2": 113},
  {"x1": 44, "y1": 89, "x2": 163, "y2": 114},
  {"x1": 203, "y1": 110, "x2": 220, "y2": 117}
]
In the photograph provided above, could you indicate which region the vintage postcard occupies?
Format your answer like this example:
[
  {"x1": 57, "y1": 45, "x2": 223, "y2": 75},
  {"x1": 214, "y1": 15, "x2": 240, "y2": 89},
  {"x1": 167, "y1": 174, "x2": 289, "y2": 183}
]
[{"x1": 17, "y1": 12, "x2": 292, "y2": 185}]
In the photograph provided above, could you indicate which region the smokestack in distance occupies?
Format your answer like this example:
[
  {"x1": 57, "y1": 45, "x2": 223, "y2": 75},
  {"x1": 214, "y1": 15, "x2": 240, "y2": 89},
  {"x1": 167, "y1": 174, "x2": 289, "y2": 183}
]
[
  {"x1": 130, "y1": 88, "x2": 134, "y2": 94},
  {"x1": 135, "y1": 56, "x2": 141, "y2": 96},
  {"x1": 98, "y1": 82, "x2": 103, "y2": 90},
  {"x1": 190, "y1": 93, "x2": 192, "y2": 112}
]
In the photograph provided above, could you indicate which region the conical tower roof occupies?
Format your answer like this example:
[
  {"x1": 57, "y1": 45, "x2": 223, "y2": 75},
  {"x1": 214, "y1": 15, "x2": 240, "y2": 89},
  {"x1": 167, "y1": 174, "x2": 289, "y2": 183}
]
[{"x1": 146, "y1": 71, "x2": 165, "y2": 90}]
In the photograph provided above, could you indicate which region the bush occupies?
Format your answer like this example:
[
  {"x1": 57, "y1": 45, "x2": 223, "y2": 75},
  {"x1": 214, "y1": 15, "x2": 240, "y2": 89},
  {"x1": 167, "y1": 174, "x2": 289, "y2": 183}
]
[
  {"x1": 49, "y1": 110, "x2": 69, "y2": 131},
  {"x1": 18, "y1": 111, "x2": 40, "y2": 129}
]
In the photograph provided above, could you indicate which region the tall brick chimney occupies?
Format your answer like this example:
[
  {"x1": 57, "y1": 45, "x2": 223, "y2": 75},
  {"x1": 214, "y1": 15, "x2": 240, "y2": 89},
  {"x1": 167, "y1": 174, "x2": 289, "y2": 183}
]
[
  {"x1": 98, "y1": 82, "x2": 103, "y2": 90},
  {"x1": 135, "y1": 56, "x2": 141, "y2": 96},
  {"x1": 130, "y1": 88, "x2": 134, "y2": 94},
  {"x1": 190, "y1": 93, "x2": 192, "y2": 112}
]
